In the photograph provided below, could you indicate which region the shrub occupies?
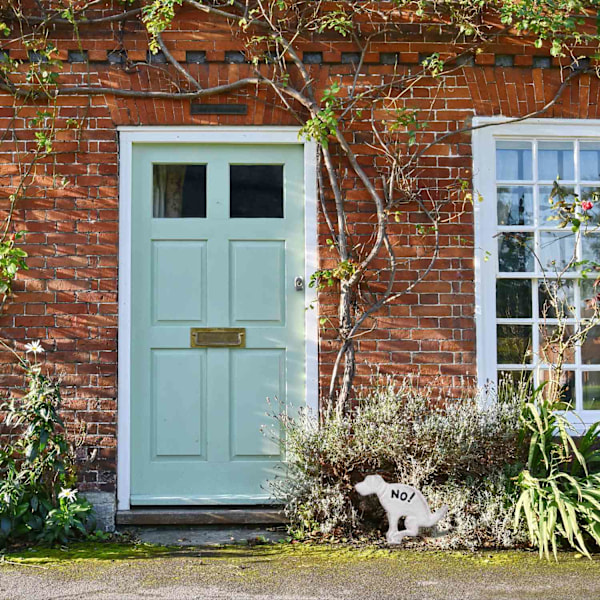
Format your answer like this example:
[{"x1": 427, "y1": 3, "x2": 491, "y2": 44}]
[
  {"x1": 0, "y1": 345, "x2": 94, "y2": 546},
  {"x1": 514, "y1": 393, "x2": 600, "y2": 559},
  {"x1": 270, "y1": 379, "x2": 526, "y2": 547},
  {"x1": 422, "y1": 469, "x2": 526, "y2": 550}
]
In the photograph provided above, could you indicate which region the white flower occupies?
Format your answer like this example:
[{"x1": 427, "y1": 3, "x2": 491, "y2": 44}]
[
  {"x1": 25, "y1": 341, "x2": 45, "y2": 355},
  {"x1": 58, "y1": 488, "x2": 77, "y2": 502}
]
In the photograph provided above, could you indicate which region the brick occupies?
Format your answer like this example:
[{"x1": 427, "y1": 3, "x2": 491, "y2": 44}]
[
  {"x1": 475, "y1": 53, "x2": 495, "y2": 65},
  {"x1": 514, "y1": 55, "x2": 533, "y2": 67},
  {"x1": 1, "y1": 9, "x2": 592, "y2": 497}
]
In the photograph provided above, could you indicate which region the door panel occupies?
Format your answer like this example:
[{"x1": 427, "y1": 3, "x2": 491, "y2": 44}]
[
  {"x1": 152, "y1": 240, "x2": 207, "y2": 323},
  {"x1": 230, "y1": 241, "x2": 285, "y2": 324},
  {"x1": 230, "y1": 349, "x2": 284, "y2": 459},
  {"x1": 130, "y1": 143, "x2": 305, "y2": 504},
  {"x1": 152, "y1": 349, "x2": 206, "y2": 458}
]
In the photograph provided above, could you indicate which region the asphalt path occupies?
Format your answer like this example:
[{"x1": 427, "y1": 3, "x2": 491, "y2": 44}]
[{"x1": 1, "y1": 545, "x2": 599, "y2": 599}]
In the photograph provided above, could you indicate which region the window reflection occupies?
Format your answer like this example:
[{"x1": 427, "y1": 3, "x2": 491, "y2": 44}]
[
  {"x1": 497, "y1": 186, "x2": 533, "y2": 225},
  {"x1": 583, "y1": 371, "x2": 600, "y2": 409},
  {"x1": 498, "y1": 233, "x2": 534, "y2": 272},
  {"x1": 580, "y1": 142, "x2": 600, "y2": 181},
  {"x1": 538, "y1": 141, "x2": 574, "y2": 181},
  {"x1": 496, "y1": 279, "x2": 532, "y2": 318},
  {"x1": 497, "y1": 324, "x2": 532, "y2": 364},
  {"x1": 496, "y1": 141, "x2": 532, "y2": 180}
]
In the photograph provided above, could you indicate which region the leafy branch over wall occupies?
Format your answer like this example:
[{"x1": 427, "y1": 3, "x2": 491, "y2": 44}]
[{"x1": 1, "y1": 0, "x2": 600, "y2": 407}]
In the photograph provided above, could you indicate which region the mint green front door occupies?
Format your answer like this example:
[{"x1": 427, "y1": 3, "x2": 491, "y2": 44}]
[{"x1": 129, "y1": 143, "x2": 305, "y2": 504}]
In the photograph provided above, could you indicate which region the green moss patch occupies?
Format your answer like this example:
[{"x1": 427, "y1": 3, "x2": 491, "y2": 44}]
[
  {"x1": 2, "y1": 541, "x2": 598, "y2": 574},
  {"x1": 2, "y1": 542, "x2": 172, "y2": 566}
]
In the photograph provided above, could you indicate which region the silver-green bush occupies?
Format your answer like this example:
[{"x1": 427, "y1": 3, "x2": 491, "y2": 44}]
[
  {"x1": 270, "y1": 379, "x2": 527, "y2": 548},
  {"x1": 422, "y1": 471, "x2": 526, "y2": 550}
]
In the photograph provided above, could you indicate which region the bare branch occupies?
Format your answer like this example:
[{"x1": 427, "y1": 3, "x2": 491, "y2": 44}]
[
  {"x1": 316, "y1": 147, "x2": 339, "y2": 246},
  {"x1": 0, "y1": 78, "x2": 262, "y2": 100},
  {"x1": 156, "y1": 33, "x2": 202, "y2": 91},
  {"x1": 409, "y1": 67, "x2": 588, "y2": 168},
  {"x1": 15, "y1": 7, "x2": 143, "y2": 26}
]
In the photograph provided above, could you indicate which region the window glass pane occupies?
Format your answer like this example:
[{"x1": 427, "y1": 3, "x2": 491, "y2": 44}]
[
  {"x1": 497, "y1": 370, "x2": 533, "y2": 396},
  {"x1": 498, "y1": 233, "x2": 534, "y2": 272},
  {"x1": 538, "y1": 141, "x2": 574, "y2": 181},
  {"x1": 580, "y1": 277, "x2": 600, "y2": 319},
  {"x1": 230, "y1": 165, "x2": 283, "y2": 218},
  {"x1": 583, "y1": 371, "x2": 600, "y2": 409},
  {"x1": 582, "y1": 232, "x2": 600, "y2": 264},
  {"x1": 496, "y1": 279, "x2": 532, "y2": 318},
  {"x1": 580, "y1": 142, "x2": 600, "y2": 181},
  {"x1": 582, "y1": 326, "x2": 600, "y2": 364},
  {"x1": 539, "y1": 279, "x2": 574, "y2": 318},
  {"x1": 539, "y1": 232, "x2": 576, "y2": 272},
  {"x1": 539, "y1": 325, "x2": 575, "y2": 364},
  {"x1": 153, "y1": 164, "x2": 207, "y2": 218},
  {"x1": 497, "y1": 324, "x2": 532, "y2": 364},
  {"x1": 539, "y1": 369, "x2": 575, "y2": 408},
  {"x1": 539, "y1": 185, "x2": 575, "y2": 224},
  {"x1": 496, "y1": 141, "x2": 532, "y2": 181},
  {"x1": 497, "y1": 186, "x2": 533, "y2": 225}
]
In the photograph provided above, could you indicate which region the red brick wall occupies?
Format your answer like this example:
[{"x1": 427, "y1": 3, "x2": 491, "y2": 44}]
[{"x1": 0, "y1": 10, "x2": 598, "y2": 491}]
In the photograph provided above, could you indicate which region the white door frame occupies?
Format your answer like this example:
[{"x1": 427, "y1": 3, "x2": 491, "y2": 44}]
[{"x1": 117, "y1": 127, "x2": 319, "y2": 511}]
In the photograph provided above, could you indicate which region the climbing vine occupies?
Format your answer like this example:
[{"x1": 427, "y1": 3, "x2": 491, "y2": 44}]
[{"x1": 1, "y1": 1, "x2": 600, "y2": 407}]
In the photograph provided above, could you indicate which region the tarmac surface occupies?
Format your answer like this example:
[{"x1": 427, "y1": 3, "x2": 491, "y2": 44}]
[{"x1": 1, "y1": 535, "x2": 600, "y2": 599}]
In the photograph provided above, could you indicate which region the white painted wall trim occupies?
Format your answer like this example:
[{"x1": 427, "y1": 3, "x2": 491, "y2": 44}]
[
  {"x1": 117, "y1": 135, "x2": 132, "y2": 513},
  {"x1": 117, "y1": 127, "x2": 319, "y2": 511},
  {"x1": 472, "y1": 118, "x2": 498, "y2": 392},
  {"x1": 472, "y1": 116, "x2": 600, "y2": 131}
]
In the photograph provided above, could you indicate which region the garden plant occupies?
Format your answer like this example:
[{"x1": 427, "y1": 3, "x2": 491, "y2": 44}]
[{"x1": 0, "y1": 343, "x2": 94, "y2": 547}]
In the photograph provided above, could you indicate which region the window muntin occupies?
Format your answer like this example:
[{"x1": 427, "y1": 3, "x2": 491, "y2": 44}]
[{"x1": 493, "y1": 137, "x2": 600, "y2": 412}]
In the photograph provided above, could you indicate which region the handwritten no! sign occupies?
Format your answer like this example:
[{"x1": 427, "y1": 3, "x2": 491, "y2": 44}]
[{"x1": 391, "y1": 489, "x2": 416, "y2": 502}]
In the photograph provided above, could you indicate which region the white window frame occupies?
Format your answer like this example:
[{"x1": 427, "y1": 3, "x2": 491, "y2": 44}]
[
  {"x1": 473, "y1": 117, "x2": 600, "y2": 426},
  {"x1": 116, "y1": 126, "x2": 319, "y2": 511}
]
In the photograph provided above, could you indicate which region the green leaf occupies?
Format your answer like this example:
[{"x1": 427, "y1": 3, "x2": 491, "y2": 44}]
[
  {"x1": 25, "y1": 444, "x2": 38, "y2": 462},
  {"x1": 39, "y1": 429, "x2": 49, "y2": 451}
]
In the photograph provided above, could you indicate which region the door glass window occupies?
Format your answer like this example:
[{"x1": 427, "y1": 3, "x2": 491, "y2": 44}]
[
  {"x1": 230, "y1": 165, "x2": 284, "y2": 218},
  {"x1": 153, "y1": 164, "x2": 207, "y2": 218}
]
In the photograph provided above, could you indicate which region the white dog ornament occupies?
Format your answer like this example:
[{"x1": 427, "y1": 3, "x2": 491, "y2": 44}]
[{"x1": 355, "y1": 474, "x2": 448, "y2": 544}]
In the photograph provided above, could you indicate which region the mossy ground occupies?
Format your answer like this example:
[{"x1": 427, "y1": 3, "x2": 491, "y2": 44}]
[
  {"x1": 2, "y1": 540, "x2": 598, "y2": 570},
  {"x1": 2, "y1": 541, "x2": 173, "y2": 565},
  {"x1": 1, "y1": 541, "x2": 599, "y2": 599}
]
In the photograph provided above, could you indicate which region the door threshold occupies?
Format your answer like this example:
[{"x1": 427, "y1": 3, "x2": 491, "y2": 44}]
[{"x1": 116, "y1": 507, "x2": 286, "y2": 526}]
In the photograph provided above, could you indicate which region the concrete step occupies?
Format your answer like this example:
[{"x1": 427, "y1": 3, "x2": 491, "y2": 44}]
[
  {"x1": 122, "y1": 525, "x2": 287, "y2": 546},
  {"x1": 116, "y1": 507, "x2": 287, "y2": 526}
]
